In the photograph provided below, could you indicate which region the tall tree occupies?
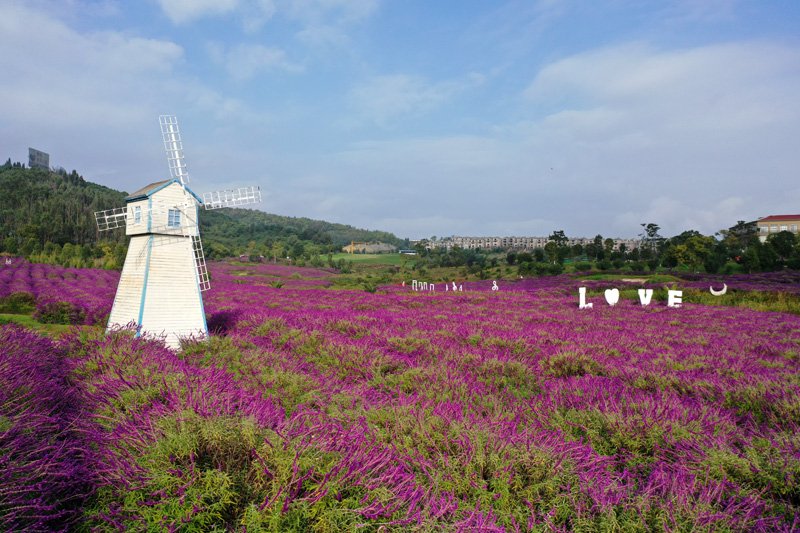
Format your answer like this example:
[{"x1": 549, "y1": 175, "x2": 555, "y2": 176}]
[
  {"x1": 639, "y1": 223, "x2": 663, "y2": 258},
  {"x1": 548, "y1": 230, "x2": 568, "y2": 247},
  {"x1": 768, "y1": 231, "x2": 796, "y2": 260},
  {"x1": 676, "y1": 235, "x2": 715, "y2": 272},
  {"x1": 543, "y1": 242, "x2": 558, "y2": 264}
]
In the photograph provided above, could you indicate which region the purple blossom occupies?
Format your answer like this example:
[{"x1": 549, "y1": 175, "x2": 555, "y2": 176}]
[{"x1": 1, "y1": 259, "x2": 799, "y2": 530}]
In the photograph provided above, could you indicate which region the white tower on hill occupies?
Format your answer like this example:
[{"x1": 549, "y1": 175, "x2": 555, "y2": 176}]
[{"x1": 95, "y1": 115, "x2": 261, "y2": 348}]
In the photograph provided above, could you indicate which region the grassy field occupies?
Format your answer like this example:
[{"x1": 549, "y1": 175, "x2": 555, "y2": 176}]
[
  {"x1": 4, "y1": 260, "x2": 800, "y2": 531},
  {"x1": 3, "y1": 260, "x2": 800, "y2": 531},
  {"x1": 330, "y1": 252, "x2": 415, "y2": 266},
  {"x1": 0, "y1": 312, "x2": 96, "y2": 336}
]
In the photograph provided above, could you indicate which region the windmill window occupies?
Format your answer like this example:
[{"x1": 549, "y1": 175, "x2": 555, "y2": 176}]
[
  {"x1": 168, "y1": 209, "x2": 181, "y2": 227},
  {"x1": 133, "y1": 206, "x2": 142, "y2": 224}
]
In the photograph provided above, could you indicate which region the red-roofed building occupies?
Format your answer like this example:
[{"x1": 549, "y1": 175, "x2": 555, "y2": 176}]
[{"x1": 757, "y1": 215, "x2": 800, "y2": 242}]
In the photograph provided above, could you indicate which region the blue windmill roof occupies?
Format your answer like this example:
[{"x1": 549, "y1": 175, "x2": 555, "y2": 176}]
[{"x1": 124, "y1": 179, "x2": 203, "y2": 204}]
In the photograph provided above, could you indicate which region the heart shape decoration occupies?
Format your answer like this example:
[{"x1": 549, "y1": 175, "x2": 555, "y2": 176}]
[{"x1": 604, "y1": 288, "x2": 620, "y2": 306}]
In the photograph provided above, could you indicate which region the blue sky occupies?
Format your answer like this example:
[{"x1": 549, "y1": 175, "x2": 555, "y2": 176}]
[{"x1": 1, "y1": 0, "x2": 799, "y2": 240}]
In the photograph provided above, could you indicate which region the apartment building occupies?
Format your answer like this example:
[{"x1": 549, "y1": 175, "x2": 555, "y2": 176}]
[
  {"x1": 757, "y1": 215, "x2": 800, "y2": 243},
  {"x1": 424, "y1": 236, "x2": 640, "y2": 252}
]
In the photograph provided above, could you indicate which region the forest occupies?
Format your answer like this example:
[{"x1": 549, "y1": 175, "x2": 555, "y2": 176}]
[{"x1": 0, "y1": 159, "x2": 408, "y2": 268}]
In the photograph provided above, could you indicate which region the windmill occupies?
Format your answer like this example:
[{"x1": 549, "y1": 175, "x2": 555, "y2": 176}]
[{"x1": 95, "y1": 115, "x2": 261, "y2": 349}]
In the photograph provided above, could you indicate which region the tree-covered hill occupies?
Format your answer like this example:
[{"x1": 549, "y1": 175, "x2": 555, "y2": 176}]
[
  {"x1": 198, "y1": 206, "x2": 407, "y2": 258},
  {"x1": 0, "y1": 159, "x2": 128, "y2": 250},
  {"x1": 0, "y1": 159, "x2": 407, "y2": 265}
]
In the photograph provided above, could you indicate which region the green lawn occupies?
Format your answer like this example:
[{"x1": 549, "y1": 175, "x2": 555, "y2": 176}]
[
  {"x1": 330, "y1": 252, "x2": 415, "y2": 266},
  {"x1": 0, "y1": 312, "x2": 100, "y2": 336}
]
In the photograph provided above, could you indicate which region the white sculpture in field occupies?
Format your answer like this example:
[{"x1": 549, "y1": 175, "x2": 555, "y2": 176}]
[
  {"x1": 95, "y1": 115, "x2": 261, "y2": 348},
  {"x1": 710, "y1": 284, "x2": 727, "y2": 296},
  {"x1": 578, "y1": 286, "x2": 684, "y2": 309}
]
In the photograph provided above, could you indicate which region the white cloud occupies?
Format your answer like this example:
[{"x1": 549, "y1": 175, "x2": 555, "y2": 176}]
[
  {"x1": 0, "y1": 3, "x2": 254, "y2": 191},
  {"x1": 241, "y1": 0, "x2": 278, "y2": 32},
  {"x1": 664, "y1": 0, "x2": 743, "y2": 23},
  {"x1": 296, "y1": 23, "x2": 349, "y2": 48},
  {"x1": 374, "y1": 216, "x2": 473, "y2": 240},
  {"x1": 526, "y1": 41, "x2": 800, "y2": 126},
  {"x1": 283, "y1": 0, "x2": 380, "y2": 24},
  {"x1": 156, "y1": 0, "x2": 378, "y2": 47},
  {"x1": 614, "y1": 196, "x2": 746, "y2": 237},
  {"x1": 0, "y1": 3, "x2": 183, "y2": 127},
  {"x1": 208, "y1": 43, "x2": 303, "y2": 81},
  {"x1": 317, "y1": 40, "x2": 800, "y2": 239},
  {"x1": 518, "y1": 41, "x2": 800, "y2": 236},
  {"x1": 157, "y1": 0, "x2": 239, "y2": 24},
  {"x1": 349, "y1": 73, "x2": 484, "y2": 125}
]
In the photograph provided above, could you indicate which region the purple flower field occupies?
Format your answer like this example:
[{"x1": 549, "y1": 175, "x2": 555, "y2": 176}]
[
  {"x1": 2, "y1": 260, "x2": 800, "y2": 531},
  {"x1": 677, "y1": 270, "x2": 800, "y2": 294},
  {"x1": 0, "y1": 260, "x2": 118, "y2": 325},
  {"x1": 214, "y1": 261, "x2": 336, "y2": 289}
]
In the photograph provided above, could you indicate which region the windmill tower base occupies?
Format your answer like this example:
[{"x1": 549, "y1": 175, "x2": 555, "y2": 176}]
[{"x1": 108, "y1": 234, "x2": 208, "y2": 349}]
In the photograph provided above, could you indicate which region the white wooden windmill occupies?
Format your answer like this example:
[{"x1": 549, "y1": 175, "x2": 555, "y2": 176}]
[{"x1": 95, "y1": 115, "x2": 261, "y2": 349}]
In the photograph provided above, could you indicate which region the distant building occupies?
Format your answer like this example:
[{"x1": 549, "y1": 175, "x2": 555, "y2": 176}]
[
  {"x1": 756, "y1": 215, "x2": 800, "y2": 243},
  {"x1": 424, "y1": 236, "x2": 640, "y2": 252},
  {"x1": 28, "y1": 148, "x2": 50, "y2": 171},
  {"x1": 340, "y1": 242, "x2": 397, "y2": 254}
]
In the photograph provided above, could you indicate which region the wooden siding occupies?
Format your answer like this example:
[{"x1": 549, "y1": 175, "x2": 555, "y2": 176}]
[
  {"x1": 125, "y1": 182, "x2": 200, "y2": 237},
  {"x1": 108, "y1": 233, "x2": 207, "y2": 349},
  {"x1": 125, "y1": 199, "x2": 150, "y2": 236},
  {"x1": 107, "y1": 235, "x2": 149, "y2": 329}
]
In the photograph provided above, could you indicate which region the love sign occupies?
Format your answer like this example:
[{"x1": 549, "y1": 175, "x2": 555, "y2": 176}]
[
  {"x1": 604, "y1": 288, "x2": 619, "y2": 306},
  {"x1": 579, "y1": 287, "x2": 683, "y2": 308}
]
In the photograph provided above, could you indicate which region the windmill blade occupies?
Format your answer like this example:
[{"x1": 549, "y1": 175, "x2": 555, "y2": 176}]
[
  {"x1": 95, "y1": 206, "x2": 127, "y2": 231},
  {"x1": 159, "y1": 115, "x2": 189, "y2": 185},
  {"x1": 191, "y1": 235, "x2": 211, "y2": 291},
  {"x1": 203, "y1": 186, "x2": 262, "y2": 210}
]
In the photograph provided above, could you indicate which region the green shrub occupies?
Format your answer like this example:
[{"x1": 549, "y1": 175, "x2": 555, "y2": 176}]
[
  {"x1": 34, "y1": 301, "x2": 86, "y2": 325},
  {"x1": 647, "y1": 274, "x2": 682, "y2": 284},
  {"x1": 362, "y1": 282, "x2": 377, "y2": 293},
  {"x1": 542, "y1": 352, "x2": 605, "y2": 379},
  {"x1": 0, "y1": 291, "x2": 36, "y2": 314}
]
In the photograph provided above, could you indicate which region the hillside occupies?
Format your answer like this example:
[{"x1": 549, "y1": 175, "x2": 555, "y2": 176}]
[
  {"x1": 198, "y1": 206, "x2": 407, "y2": 255},
  {"x1": 0, "y1": 159, "x2": 407, "y2": 261},
  {"x1": 0, "y1": 160, "x2": 128, "y2": 248}
]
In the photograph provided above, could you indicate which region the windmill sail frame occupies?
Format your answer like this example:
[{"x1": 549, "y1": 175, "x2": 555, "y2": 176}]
[
  {"x1": 203, "y1": 187, "x2": 262, "y2": 210},
  {"x1": 159, "y1": 115, "x2": 190, "y2": 185}
]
